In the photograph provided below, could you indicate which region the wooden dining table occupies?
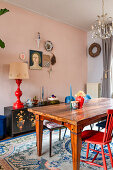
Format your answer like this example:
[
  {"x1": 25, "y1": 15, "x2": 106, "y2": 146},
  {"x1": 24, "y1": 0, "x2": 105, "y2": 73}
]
[{"x1": 28, "y1": 98, "x2": 113, "y2": 170}]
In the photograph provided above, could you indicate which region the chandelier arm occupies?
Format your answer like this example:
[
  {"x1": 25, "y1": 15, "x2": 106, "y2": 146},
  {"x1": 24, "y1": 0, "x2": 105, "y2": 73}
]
[
  {"x1": 102, "y1": 0, "x2": 105, "y2": 16},
  {"x1": 91, "y1": 0, "x2": 112, "y2": 39}
]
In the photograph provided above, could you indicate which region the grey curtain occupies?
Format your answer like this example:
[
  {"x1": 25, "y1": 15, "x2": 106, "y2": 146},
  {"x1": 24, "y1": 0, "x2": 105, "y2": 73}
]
[{"x1": 102, "y1": 37, "x2": 112, "y2": 98}]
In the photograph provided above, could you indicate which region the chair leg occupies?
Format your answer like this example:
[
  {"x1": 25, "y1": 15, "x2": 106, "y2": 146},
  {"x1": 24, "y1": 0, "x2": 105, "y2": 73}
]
[
  {"x1": 63, "y1": 127, "x2": 67, "y2": 140},
  {"x1": 86, "y1": 143, "x2": 90, "y2": 159},
  {"x1": 101, "y1": 145, "x2": 107, "y2": 170},
  {"x1": 90, "y1": 124, "x2": 92, "y2": 130},
  {"x1": 107, "y1": 143, "x2": 113, "y2": 167},
  {"x1": 94, "y1": 144, "x2": 96, "y2": 150},
  {"x1": 98, "y1": 126, "x2": 100, "y2": 131},
  {"x1": 59, "y1": 128, "x2": 61, "y2": 141},
  {"x1": 49, "y1": 130, "x2": 52, "y2": 157}
]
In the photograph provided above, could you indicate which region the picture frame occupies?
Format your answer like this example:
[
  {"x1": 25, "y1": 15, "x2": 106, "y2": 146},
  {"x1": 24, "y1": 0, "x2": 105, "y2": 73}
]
[
  {"x1": 43, "y1": 54, "x2": 51, "y2": 67},
  {"x1": 29, "y1": 50, "x2": 42, "y2": 70}
]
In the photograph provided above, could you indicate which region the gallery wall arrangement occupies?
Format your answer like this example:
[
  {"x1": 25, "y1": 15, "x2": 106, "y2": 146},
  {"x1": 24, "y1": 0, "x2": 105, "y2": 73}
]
[
  {"x1": 29, "y1": 38, "x2": 56, "y2": 76},
  {"x1": 0, "y1": 1, "x2": 87, "y2": 114}
]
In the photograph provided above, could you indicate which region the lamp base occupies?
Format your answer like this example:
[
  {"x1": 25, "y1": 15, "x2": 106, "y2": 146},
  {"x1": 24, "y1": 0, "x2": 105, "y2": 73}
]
[
  {"x1": 13, "y1": 79, "x2": 24, "y2": 109},
  {"x1": 13, "y1": 102, "x2": 24, "y2": 109}
]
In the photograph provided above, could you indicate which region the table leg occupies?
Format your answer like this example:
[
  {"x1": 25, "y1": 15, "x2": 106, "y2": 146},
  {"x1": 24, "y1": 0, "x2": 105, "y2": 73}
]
[
  {"x1": 35, "y1": 115, "x2": 43, "y2": 156},
  {"x1": 71, "y1": 125, "x2": 82, "y2": 170}
]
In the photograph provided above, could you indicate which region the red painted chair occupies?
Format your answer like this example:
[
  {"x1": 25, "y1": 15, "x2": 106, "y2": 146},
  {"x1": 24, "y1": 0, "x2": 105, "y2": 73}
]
[{"x1": 81, "y1": 109, "x2": 113, "y2": 170}]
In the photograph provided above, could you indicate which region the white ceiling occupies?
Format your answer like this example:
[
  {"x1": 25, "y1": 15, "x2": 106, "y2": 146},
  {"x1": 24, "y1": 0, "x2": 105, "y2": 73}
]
[{"x1": 4, "y1": 0, "x2": 113, "y2": 31}]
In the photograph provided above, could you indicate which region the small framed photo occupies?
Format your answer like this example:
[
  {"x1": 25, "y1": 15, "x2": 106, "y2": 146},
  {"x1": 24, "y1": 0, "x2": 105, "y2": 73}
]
[
  {"x1": 43, "y1": 54, "x2": 51, "y2": 67},
  {"x1": 30, "y1": 50, "x2": 42, "y2": 70}
]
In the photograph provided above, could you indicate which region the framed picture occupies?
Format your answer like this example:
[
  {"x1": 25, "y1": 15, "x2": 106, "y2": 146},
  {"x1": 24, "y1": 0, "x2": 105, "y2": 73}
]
[
  {"x1": 43, "y1": 54, "x2": 51, "y2": 67},
  {"x1": 30, "y1": 50, "x2": 42, "y2": 70}
]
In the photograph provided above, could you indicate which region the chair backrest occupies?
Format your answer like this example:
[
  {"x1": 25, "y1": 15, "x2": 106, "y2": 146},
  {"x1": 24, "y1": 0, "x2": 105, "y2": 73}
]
[
  {"x1": 85, "y1": 94, "x2": 92, "y2": 99},
  {"x1": 84, "y1": 94, "x2": 92, "y2": 102},
  {"x1": 103, "y1": 109, "x2": 113, "y2": 143},
  {"x1": 65, "y1": 96, "x2": 75, "y2": 103}
]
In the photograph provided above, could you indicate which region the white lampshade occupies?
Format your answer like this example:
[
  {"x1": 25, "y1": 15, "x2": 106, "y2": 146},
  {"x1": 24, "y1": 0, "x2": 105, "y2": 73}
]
[{"x1": 9, "y1": 62, "x2": 29, "y2": 79}]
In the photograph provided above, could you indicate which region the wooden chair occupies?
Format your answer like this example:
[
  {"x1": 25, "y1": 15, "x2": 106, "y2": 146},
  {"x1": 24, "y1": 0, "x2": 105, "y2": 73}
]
[
  {"x1": 81, "y1": 109, "x2": 113, "y2": 170},
  {"x1": 43, "y1": 120, "x2": 67, "y2": 157}
]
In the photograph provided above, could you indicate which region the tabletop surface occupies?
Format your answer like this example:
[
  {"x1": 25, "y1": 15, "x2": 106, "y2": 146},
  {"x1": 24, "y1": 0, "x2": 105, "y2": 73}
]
[{"x1": 28, "y1": 98, "x2": 113, "y2": 126}]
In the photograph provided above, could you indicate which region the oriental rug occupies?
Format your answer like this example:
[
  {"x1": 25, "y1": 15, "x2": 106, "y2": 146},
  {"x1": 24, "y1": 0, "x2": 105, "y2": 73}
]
[{"x1": 0, "y1": 129, "x2": 112, "y2": 170}]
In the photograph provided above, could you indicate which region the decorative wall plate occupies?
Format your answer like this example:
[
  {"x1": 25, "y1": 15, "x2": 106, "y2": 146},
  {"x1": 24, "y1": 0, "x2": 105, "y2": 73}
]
[
  {"x1": 19, "y1": 53, "x2": 26, "y2": 61},
  {"x1": 89, "y1": 43, "x2": 101, "y2": 57},
  {"x1": 45, "y1": 41, "x2": 53, "y2": 51}
]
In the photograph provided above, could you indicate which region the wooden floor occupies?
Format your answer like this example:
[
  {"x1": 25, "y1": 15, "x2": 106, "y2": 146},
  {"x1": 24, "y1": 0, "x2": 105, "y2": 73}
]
[
  {"x1": 0, "y1": 126, "x2": 47, "y2": 142},
  {"x1": 0, "y1": 130, "x2": 36, "y2": 142}
]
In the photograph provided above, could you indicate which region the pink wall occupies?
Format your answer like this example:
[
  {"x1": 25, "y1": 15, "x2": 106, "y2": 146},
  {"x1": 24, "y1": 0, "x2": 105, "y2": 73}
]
[{"x1": 0, "y1": 2, "x2": 87, "y2": 113}]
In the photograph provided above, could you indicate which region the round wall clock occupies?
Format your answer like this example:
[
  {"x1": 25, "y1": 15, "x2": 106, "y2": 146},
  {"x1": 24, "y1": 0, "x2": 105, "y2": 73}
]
[
  {"x1": 89, "y1": 43, "x2": 101, "y2": 57},
  {"x1": 45, "y1": 41, "x2": 53, "y2": 51}
]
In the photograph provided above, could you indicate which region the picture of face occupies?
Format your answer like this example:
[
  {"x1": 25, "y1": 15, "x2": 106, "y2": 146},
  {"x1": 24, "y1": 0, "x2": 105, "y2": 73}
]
[{"x1": 30, "y1": 50, "x2": 42, "y2": 70}]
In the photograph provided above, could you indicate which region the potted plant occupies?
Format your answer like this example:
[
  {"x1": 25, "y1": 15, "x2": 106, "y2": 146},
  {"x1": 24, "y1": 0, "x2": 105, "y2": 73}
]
[{"x1": 0, "y1": 8, "x2": 9, "y2": 48}]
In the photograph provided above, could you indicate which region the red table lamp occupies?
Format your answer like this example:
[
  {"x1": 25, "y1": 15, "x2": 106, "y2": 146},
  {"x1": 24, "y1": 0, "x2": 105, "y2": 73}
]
[{"x1": 9, "y1": 62, "x2": 29, "y2": 109}]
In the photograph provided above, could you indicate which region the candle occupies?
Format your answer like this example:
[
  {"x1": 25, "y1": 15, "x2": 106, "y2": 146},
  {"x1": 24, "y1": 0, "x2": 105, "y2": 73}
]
[
  {"x1": 42, "y1": 86, "x2": 44, "y2": 101},
  {"x1": 70, "y1": 84, "x2": 72, "y2": 101}
]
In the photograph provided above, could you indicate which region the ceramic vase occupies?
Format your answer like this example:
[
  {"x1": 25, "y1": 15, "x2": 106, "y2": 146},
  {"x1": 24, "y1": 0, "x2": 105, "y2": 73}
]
[{"x1": 76, "y1": 96, "x2": 84, "y2": 109}]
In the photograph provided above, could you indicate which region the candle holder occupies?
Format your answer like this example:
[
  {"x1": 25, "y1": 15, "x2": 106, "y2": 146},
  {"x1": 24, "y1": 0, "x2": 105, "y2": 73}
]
[{"x1": 71, "y1": 101, "x2": 79, "y2": 110}]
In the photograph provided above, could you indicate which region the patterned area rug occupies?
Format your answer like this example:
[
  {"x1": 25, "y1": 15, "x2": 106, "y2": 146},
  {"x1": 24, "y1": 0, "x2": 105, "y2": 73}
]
[{"x1": 0, "y1": 129, "x2": 113, "y2": 170}]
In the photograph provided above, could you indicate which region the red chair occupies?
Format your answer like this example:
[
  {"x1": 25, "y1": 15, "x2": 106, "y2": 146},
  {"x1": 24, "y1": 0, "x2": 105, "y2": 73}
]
[{"x1": 81, "y1": 109, "x2": 113, "y2": 170}]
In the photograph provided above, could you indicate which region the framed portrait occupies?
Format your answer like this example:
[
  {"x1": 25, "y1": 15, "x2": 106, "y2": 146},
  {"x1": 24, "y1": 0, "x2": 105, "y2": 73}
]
[{"x1": 30, "y1": 50, "x2": 42, "y2": 70}]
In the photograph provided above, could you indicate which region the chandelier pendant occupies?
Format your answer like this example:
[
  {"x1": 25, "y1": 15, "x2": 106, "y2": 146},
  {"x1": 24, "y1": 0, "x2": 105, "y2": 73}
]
[{"x1": 92, "y1": 0, "x2": 113, "y2": 39}]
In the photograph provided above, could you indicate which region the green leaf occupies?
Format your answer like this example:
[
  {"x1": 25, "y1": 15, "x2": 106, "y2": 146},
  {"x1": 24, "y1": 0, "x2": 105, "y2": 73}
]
[
  {"x1": 0, "y1": 8, "x2": 9, "y2": 16},
  {"x1": 0, "y1": 39, "x2": 5, "y2": 48},
  {"x1": 0, "y1": 8, "x2": 9, "y2": 48}
]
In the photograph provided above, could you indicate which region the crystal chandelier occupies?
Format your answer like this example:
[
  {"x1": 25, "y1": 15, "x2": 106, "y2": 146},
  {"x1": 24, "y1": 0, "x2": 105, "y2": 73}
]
[{"x1": 91, "y1": 0, "x2": 113, "y2": 39}]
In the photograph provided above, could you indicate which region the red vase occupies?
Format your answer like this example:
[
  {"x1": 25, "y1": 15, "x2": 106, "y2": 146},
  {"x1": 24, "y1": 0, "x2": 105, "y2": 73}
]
[{"x1": 76, "y1": 96, "x2": 84, "y2": 109}]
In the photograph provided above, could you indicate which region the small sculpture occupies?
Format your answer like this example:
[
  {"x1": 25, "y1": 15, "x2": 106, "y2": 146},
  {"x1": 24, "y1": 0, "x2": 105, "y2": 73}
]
[
  {"x1": 37, "y1": 32, "x2": 40, "y2": 49},
  {"x1": 26, "y1": 99, "x2": 34, "y2": 107},
  {"x1": 33, "y1": 96, "x2": 38, "y2": 105}
]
